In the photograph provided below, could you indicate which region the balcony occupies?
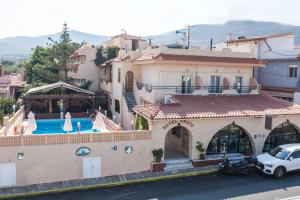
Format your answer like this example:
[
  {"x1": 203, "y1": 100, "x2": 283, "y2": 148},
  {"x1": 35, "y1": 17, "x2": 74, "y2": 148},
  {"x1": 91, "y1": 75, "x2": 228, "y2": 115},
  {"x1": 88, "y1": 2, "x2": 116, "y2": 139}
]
[{"x1": 136, "y1": 82, "x2": 258, "y2": 95}]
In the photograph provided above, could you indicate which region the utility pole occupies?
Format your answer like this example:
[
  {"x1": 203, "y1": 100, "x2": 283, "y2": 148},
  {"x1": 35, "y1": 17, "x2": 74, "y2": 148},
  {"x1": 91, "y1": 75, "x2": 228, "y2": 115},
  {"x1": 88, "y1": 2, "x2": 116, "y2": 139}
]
[
  {"x1": 186, "y1": 25, "x2": 191, "y2": 49},
  {"x1": 176, "y1": 25, "x2": 190, "y2": 49},
  {"x1": 210, "y1": 38, "x2": 213, "y2": 51},
  {"x1": 148, "y1": 38, "x2": 153, "y2": 46}
]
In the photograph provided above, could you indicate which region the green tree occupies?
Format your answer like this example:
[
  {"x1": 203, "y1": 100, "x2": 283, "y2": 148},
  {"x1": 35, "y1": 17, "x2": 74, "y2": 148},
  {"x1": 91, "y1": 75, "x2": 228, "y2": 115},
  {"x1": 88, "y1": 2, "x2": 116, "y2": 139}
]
[
  {"x1": 24, "y1": 46, "x2": 58, "y2": 84},
  {"x1": 24, "y1": 22, "x2": 80, "y2": 85},
  {"x1": 94, "y1": 46, "x2": 106, "y2": 66},
  {"x1": 48, "y1": 22, "x2": 80, "y2": 82},
  {"x1": 107, "y1": 46, "x2": 120, "y2": 60}
]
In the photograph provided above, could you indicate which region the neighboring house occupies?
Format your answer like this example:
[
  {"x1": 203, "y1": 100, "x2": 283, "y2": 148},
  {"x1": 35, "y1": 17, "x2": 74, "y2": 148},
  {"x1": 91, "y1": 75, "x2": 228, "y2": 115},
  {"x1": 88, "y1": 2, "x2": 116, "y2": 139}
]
[
  {"x1": 103, "y1": 33, "x2": 148, "y2": 51},
  {"x1": 67, "y1": 44, "x2": 99, "y2": 92},
  {"x1": 0, "y1": 65, "x2": 24, "y2": 99},
  {"x1": 214, "y1": 32, "x2": 300, "y2": 102},
  {"x1": 97, "y1": 34, "x2": 149, "y2": 107}
]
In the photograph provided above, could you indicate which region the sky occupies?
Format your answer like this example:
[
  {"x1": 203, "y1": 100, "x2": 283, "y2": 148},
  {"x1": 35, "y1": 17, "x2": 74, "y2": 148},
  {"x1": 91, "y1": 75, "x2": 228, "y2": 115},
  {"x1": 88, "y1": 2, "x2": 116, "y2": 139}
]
[{"x1": 1, "y1": 0, "x2": 300, "y2": 39}]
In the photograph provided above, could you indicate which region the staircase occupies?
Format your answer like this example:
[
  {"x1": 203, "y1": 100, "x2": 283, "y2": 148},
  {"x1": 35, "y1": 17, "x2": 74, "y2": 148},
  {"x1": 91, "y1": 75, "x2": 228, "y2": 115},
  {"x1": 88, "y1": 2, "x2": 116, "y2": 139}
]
[
  {"x1": 164, "y1": 158, "x2": 193, "y2": 172},
  {"x1": 124, "y1": 92, "x2": 137, "y2": 112}
]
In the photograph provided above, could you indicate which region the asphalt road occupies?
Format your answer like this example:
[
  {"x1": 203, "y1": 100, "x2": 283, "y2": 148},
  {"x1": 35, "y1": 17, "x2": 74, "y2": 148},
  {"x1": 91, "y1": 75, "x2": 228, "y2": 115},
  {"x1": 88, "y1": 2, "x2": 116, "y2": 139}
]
[{"x1": 15, "y1": 171, "x2": 300, "y2": 200}]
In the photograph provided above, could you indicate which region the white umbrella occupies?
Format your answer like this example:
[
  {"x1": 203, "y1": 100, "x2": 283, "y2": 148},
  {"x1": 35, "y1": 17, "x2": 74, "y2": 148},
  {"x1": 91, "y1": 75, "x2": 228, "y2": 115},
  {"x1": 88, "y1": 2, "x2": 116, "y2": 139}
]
[
  {"x1": 63, "y1": 112, "x2": 73, "y2": 132},
  {"x1": 25, "y1": 111, "x2": 37, "y2": 135},
  {"x1": 92, "y1": 112, "x2": 107, "y2": 132}
]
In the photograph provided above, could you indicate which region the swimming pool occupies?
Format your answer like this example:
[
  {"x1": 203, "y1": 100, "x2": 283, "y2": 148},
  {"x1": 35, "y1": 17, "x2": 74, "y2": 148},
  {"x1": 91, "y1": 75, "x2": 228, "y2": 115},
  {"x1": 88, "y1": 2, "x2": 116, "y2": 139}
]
[{"x1": 33, "y1": 118, "x2": 98, "y2": 134}]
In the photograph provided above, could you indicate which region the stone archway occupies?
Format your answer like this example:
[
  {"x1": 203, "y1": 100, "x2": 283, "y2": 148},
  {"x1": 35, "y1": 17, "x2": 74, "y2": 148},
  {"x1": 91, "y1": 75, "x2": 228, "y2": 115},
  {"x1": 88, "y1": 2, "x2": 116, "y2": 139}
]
[
  {"x1": 206, "y1": 124, "x2": 253, "y2": 155},
  {"x1": 125, "y1": 71, "x2": 134, "y2": 92},
  {"x1": 164, "y1": 126, "x2": 192, "y2": 160},
  {"x1": 263, "y1": 122, "x2": 300, "y2": 152}
]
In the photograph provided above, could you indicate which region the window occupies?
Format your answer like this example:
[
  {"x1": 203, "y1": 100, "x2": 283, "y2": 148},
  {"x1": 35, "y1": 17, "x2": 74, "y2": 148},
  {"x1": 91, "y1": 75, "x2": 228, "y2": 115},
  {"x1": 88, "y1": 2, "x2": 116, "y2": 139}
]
[
  {"x1": 288, "y1": 65, "x2": 298, "y2": 78},
  {"x1": 118, "y1": 68, "x2": 121, "y2": 83},
  {"x1": 115, "y1": 99, "x2": 120, "y2": 113},
  {"x1": 181, "y1": 76, "x2": 192, "y2": 94},
  {"x1": 210, "y1": 75, "x2": 221, "y2": 93},
  {"x1": 290, "y1": 150, "x2": 300, "y2": 159}
]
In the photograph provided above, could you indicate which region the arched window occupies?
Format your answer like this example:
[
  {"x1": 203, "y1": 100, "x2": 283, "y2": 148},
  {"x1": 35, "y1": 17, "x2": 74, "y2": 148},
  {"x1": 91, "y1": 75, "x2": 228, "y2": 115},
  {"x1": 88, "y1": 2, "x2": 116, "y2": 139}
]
[
  {"x1": 263, "y1": 122, "x2": 300, "y2": 152},
  {"x1": 207, "y1": 124, "x2": 252, "y2": 155}
]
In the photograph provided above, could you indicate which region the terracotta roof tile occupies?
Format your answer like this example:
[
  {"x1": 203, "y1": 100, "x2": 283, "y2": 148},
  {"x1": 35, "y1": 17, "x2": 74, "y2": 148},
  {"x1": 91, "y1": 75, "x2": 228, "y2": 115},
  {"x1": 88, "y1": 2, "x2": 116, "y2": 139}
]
[
  {"x1": 149, "y1": 53, "x2": 265, "y2": 65},
  {"x1": 133, "y1": 94, "x2": 300, "y2": 120}
]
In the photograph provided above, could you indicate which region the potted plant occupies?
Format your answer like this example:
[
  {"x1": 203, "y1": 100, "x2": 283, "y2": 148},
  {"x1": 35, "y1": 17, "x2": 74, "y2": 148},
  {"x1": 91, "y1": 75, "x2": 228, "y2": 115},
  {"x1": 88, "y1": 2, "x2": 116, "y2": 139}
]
[
  {"x1": 196, "y1": 141, "x2": 206, "y2": 160},
  {"x1": 152, "y1": 148, "x2": 164, "y2": 162}
]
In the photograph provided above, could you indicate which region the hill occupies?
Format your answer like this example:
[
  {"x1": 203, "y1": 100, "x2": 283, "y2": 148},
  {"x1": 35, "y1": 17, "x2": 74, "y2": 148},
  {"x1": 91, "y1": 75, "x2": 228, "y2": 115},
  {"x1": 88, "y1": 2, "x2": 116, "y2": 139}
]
[{"x1": 1, "y1": 20, "x2": 300, "y2": 60}]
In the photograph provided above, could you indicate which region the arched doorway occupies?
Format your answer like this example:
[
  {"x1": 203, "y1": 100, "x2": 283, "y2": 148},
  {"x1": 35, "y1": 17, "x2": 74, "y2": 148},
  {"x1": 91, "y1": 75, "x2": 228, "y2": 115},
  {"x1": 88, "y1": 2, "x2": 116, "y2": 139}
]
[
  {"x1": 165, "y1": 126, "x2": 191, "y2": 159},
  {"x1": 125, "y1": 71, "x2": 134, "y2": 92},
  {"x1": 263, "y1": 122, "x2": 300, "y2": 152},
  {"x1": 207, "y1": 124, "x2": 253, "y2": 155}
]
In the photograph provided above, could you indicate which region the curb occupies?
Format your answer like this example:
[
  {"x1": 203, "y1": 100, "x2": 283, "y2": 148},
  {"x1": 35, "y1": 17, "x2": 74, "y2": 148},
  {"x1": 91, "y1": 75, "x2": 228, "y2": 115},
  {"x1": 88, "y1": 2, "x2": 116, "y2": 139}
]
[{"x1": 0, "y1": 169, "x2": 217, "y2": 199}]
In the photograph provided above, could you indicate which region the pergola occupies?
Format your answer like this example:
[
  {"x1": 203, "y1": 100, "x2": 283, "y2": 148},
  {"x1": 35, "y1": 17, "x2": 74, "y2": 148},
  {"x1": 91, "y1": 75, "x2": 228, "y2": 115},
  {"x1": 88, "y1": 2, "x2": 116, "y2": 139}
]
[{"x1": 23, "y1": 82, "x2": 95, "y2": 119}]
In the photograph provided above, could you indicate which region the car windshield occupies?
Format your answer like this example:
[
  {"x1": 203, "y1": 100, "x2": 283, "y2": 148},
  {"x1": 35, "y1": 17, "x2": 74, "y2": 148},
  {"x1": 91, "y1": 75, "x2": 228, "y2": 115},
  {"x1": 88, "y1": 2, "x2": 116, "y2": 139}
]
[{"x1": 269, "y1": 147, "x2": 290, "y2": 160}]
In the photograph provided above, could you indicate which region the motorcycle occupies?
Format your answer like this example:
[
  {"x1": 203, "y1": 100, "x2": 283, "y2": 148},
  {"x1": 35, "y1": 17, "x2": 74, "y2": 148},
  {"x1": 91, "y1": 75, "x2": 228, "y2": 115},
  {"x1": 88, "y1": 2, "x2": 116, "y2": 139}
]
[{"x1": 218, "y1": 155, "x2": 254, "y2": 175}]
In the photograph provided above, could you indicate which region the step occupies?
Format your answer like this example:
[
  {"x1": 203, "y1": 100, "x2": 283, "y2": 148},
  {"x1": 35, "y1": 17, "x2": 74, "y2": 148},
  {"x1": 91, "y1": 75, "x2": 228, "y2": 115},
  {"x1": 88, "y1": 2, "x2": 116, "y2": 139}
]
[
  {"x1": 165, "y1": 158, "x2": 191, "y2": 165},
  {"x1": 164, "y1": 162, "x2": 193, "y2": 172}
]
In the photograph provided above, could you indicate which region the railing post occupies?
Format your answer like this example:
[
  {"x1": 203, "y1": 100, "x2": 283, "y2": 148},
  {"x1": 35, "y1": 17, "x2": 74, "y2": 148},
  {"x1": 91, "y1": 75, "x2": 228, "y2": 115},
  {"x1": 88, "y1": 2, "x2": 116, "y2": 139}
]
[
  {"x1": 20, "y1": 135, "x2": 24, "y2": 146},
  {"x1": 89, "y1": 133, "x2": 93, "y2": 143}
]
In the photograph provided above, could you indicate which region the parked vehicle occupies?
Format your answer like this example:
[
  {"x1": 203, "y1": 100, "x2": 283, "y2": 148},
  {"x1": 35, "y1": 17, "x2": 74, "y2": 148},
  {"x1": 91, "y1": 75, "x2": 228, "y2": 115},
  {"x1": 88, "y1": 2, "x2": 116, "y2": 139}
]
[
  {"x1": 218, "y1": 153, "x2": 252, "y2": 175},
  {"x1": 255, "y1": 144, "x2": 300, "y2": 178}
]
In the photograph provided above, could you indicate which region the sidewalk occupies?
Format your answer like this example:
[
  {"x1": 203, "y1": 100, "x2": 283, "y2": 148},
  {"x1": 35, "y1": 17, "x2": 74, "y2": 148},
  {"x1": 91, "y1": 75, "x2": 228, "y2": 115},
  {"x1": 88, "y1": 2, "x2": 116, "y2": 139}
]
[{"x1": 0, "y1": 165, "x2": 218, "y2": 199}]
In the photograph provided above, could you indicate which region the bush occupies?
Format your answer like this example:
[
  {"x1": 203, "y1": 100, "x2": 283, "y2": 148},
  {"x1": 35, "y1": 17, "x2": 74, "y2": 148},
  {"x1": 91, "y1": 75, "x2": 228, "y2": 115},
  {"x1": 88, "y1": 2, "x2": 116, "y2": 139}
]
[
  {"x1": 134, "y1": 114, "x2": 149, "y2": 130},
  {"x1": 0, "y1": 97, "x2": 15, "y2": 115},
  {"x1": 152, "y1": 148, "x2": 164, "y2": 162},
  {"x1": 196, "y1": 141, "x2": 206, "y2": 153}
]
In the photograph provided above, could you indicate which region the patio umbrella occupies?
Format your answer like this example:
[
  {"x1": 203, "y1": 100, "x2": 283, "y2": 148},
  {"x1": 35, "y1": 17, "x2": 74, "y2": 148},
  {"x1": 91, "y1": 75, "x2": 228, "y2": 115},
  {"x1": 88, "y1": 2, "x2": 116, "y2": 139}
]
[
  {"x1": 92, "y1": 112, "x2": 107, "y2": 132},
  {"x1": 25, "y1": 111, "x2": 37, "y2": 135},
  {"x1": 63, "y1": 112, "x2": 73, "y2": 132}
]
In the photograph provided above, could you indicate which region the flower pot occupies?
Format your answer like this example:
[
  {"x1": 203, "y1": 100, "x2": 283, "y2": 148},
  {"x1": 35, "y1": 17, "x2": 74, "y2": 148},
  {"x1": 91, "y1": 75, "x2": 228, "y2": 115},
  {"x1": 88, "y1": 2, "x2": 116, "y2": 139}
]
[
  {"x1": 199, "y1": 153, "x2": 205, "y2": 160},
  {"x1": 155, "y1": 156, "x2": 162, "y2": 163}
]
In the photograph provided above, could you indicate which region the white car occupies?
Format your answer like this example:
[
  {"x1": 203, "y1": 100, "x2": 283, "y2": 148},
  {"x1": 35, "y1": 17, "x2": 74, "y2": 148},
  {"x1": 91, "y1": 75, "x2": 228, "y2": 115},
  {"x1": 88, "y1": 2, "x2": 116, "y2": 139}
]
[{"x1": 256, "y1": 144, "x2": 300, "y2": 178}]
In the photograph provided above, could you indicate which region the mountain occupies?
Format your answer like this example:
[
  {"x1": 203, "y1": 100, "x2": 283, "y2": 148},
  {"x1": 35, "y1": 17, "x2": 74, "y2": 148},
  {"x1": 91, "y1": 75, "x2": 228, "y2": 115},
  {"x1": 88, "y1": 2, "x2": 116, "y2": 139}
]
[
  {"x1": 0, "y1": 30, "x2": 109, "y2": 61},
  {"x1": 150, "y1": 20, "x2": 300, "y2": 48},
  {"x1": 1, "y1": 20, "x2": 300, "y2": 61}
]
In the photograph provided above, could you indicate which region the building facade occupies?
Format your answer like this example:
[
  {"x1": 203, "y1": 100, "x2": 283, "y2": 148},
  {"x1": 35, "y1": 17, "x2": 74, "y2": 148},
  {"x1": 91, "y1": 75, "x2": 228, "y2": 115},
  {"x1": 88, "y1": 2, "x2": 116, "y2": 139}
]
[
  {"x1": 103, "y1": 33, "x2": 148, "y2": 52},
  {"x1": 214, "y1": 33, "x2": 300, "y2": 102},
  {"x1": 67, "y1": 44, "x2": 99, "y2": 92},
  {"x1": 98, "y1": 44, "x2": 300, "y2": 163},
  {"x1": 0, "y1": 65, "x2": 24, "y2": 99}
]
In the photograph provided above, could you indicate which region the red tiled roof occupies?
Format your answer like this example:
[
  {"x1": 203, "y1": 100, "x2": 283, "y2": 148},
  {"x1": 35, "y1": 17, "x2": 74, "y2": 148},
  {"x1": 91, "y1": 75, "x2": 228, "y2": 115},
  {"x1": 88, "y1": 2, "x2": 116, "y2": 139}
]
[
  {"x1": 136, "y1": 53, "x2": 265, "y2": 65},
  {"x1": 133, "y1": 94, "x2": 300, "y2": 120}
]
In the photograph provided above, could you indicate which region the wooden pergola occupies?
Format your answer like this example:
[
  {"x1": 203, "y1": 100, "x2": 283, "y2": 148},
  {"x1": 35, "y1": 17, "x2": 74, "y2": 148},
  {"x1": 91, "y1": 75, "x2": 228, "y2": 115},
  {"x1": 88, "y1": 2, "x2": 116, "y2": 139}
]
[{"x1": 23, "y1": 82, "x2": 95, "y2": 119}]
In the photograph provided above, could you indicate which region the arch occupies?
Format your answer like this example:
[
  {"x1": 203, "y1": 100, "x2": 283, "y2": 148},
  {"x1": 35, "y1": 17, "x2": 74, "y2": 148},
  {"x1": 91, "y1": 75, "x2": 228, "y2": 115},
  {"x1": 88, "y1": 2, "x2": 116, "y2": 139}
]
[
  {"x1": 206, "y1": 124, "x2": 253, "y2": 155},
  {"x1": 125, "y1": 71, "x2": 134, "y2": 92},
  {"x1": 164, "y1": 125, "x2": 192, "y2": 159},
  {"x1": 263, "y1": 122, "x2": 300, "y2": 152}
]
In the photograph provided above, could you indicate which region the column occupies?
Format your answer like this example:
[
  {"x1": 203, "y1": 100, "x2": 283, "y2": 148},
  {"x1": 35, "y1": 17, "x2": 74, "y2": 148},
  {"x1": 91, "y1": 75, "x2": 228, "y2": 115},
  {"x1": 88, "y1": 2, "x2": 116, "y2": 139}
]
[{"x1": 49, "y1": 99, "x2": 52, "y2": 113}]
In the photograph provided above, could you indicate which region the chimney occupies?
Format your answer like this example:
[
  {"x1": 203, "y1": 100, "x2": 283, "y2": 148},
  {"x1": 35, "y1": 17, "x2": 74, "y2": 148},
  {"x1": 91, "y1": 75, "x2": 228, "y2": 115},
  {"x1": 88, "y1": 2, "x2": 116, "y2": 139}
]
[{"x1": 226, "y1": 33, "x2": 232, "y2": 41}]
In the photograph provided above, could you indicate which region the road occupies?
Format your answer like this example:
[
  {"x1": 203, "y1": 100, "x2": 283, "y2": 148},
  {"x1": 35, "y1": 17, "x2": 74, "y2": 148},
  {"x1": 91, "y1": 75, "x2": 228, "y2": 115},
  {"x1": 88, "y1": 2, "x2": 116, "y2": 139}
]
[{"x1": 15, "y1": 171, "x2": 300, "y2": 200}]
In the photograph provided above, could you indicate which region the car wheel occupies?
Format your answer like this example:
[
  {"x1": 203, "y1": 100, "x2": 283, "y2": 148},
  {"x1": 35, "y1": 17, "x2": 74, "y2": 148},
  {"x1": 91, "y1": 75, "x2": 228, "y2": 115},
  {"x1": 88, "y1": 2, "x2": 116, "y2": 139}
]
[{"x1": 274, "y1": 167, "x2": 285, "y2": 179}]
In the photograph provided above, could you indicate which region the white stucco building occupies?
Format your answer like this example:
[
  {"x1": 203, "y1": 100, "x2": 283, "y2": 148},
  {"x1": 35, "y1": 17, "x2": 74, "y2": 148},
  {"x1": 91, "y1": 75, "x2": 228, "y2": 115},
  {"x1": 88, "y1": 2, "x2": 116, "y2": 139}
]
[
  {"x1": 67, "y1": 44, "x2": 99, "y2": 92},
  {"x1": 100, "y1": 44, "x2": 300, "y2": 163}
]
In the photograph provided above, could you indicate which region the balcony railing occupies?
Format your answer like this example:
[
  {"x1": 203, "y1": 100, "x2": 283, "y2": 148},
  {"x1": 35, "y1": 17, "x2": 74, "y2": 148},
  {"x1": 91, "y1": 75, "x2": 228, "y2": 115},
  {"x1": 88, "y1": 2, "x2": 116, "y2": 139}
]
[{"x1": 136, "y1": 82, "x2": 257, "y2": 94}]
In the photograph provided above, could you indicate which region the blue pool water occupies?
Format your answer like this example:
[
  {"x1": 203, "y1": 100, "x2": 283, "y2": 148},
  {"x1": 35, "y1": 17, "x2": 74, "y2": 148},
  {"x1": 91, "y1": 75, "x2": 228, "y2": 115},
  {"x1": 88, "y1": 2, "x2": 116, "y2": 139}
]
[{"x1": 33, "y1": 118, "x2": 98, "y2": 134}]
